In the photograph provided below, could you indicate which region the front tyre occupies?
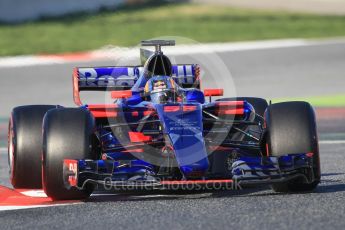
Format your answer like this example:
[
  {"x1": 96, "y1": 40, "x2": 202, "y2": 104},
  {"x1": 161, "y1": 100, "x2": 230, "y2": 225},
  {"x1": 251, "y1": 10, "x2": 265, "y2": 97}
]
[
  {"x1": 42, "y1": 108, "x2": 96, "y2": 200},
  {"x1": 265, "y1": 101, "x2": 320, "y2": 192}
]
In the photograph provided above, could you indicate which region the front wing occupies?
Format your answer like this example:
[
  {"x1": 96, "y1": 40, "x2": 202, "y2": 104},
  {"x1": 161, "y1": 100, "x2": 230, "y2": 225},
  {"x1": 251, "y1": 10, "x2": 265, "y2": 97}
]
[{"x1": 63, "y1": 153, "x2": 316, "y2": 190}]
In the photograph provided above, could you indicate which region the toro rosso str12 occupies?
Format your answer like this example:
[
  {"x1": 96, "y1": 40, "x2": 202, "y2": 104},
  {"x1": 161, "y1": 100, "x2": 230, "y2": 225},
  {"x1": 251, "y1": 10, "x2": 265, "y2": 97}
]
[{"x1": 8, "y1": 40, "x2": 320, "y2": 200}]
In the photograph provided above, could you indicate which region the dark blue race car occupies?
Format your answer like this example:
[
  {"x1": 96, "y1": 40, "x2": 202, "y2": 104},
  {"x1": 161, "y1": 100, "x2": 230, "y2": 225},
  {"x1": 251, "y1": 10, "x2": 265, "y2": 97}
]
[{"x1": 8, "y1": 40, "x2": 320, "y2": 200}]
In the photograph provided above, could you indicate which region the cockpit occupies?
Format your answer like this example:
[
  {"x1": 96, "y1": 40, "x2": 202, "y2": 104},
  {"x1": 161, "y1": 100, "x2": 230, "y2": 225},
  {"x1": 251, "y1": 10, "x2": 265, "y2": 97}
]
[
  {"x1": 144, "y1": 75, "x2": 181, "y2": 104},
  {"x1": 126, "y1": 40, "x2": 202, "y2": 104}
]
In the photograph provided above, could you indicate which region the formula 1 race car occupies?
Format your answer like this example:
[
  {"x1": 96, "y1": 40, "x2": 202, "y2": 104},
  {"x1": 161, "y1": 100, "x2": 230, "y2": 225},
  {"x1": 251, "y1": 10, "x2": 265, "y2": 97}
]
[{"x1": 8, "y1": 40, "x2": 320, "y2": 200}]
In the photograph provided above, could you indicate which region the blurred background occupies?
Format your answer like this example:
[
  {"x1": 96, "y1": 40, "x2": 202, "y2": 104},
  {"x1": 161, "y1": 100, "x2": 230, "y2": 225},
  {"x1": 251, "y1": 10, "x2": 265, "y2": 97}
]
[
  {"x1": 0, "y1": 0, "x2": 345, "y2": 227},
  {"x1": 0, "y1": 0, "x2": 344, "y2": 127},
  {"x1": 0, "y1": 0, "x2": 344, "y2": 149}
]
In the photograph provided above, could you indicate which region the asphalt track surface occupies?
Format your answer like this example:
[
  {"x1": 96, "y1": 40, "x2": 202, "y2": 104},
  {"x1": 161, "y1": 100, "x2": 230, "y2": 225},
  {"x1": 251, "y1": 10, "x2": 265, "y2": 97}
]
[{"x1": 0, "y1": 40, "x2": 345, "y2": 229}]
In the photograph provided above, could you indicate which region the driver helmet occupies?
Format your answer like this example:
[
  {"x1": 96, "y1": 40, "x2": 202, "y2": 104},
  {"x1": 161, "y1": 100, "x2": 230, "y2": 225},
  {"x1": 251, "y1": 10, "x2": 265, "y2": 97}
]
[
  {"x1": 144, "y1": 75, "x2": 176, "y2": 93},
  {"x1": 144, "y1": 75, "x2": 178, "y2": 103}
]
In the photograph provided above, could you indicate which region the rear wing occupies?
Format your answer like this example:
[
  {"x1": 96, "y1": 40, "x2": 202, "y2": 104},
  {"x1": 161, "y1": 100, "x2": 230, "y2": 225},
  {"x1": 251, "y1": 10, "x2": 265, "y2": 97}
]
[{"x1": 73, "y1": 65, "x2": 201, "y2": 105}]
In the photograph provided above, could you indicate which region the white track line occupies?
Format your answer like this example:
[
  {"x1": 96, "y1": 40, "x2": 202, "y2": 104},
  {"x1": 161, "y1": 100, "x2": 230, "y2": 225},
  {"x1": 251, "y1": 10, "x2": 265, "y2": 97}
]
[
  {"x1": 0, "y1": 206, "x2": 51, "y2": 211},
  {"x1": 0, "y1": 203, "x2": 80, "y2": 211},
  {"x1": 319, "y1": 140, "x2": 345, "y2": 144},
  {"x1": 95, "y1": 38, "x2": 345, "y2": 61},
  {"x1": 0, "y1": 56, "x2": 65, "y2": 68},
  {"x1": 1, "y1": 38, "x2": 345, "y2": 68},
  {"x1": 19, "y1": 190, "x2": 48, "y2": 198}
]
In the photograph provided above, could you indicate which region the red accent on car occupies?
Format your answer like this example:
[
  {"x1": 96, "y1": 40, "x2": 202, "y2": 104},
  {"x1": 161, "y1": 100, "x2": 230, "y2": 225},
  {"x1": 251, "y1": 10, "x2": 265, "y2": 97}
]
[
  {"x1": 266, "y1": 143, "x2": 270, "y2": 156},
  {"x1": 63, "y1": 159, "x2": 78, "y2": 187},
  {"x1": 183, "y1": 105, "x2": 197, "y2": 112},
  {"x1": 218, "y1": 108, "x2": 244, "y2": 115},
  {"x1": 164, "y1": 106, "x2": 180, "y2": 112},
  {"x1": 306, "y1": 152, "x2": 314, "y2": 158},
  {"x1": 128, "y1": 132, "x2": 152, "y2": 143},
  {"x1": 143, "y1": 110, "x2": 154, "y2": 116},
  {"x1": 87, "y1": 104, "x2": 118, "y2": 118},
  {"x1": 73, "y1": 68, "x2": 83, "y2": 106},
  {"x1": 204, "y1": 88, "x2": 224, "y2": 97},
  {"x1": 131, "y1": 111, "x2": 139, "y2": 117},
  {"x1": 160, "y1": 179, "x2": 233, "y2": 185},
  {"x1": 216, "y1": 101, "x2": 244, "y2": 107},
  {"x1": 90, "y1": 111, "x2": 117, "y2": 118},
  {"x1": 122, "y1": 148, "x2": 144, "y2": 153},
  {"x1": 88, "y1": 104, "x2": 118, "y2": 109},
  {"x1": 216, "y1": 101, "x2": 245, "y2": 115},
  {"x1": 111, "y1": 90, "x2": 132, "y2": 99}
]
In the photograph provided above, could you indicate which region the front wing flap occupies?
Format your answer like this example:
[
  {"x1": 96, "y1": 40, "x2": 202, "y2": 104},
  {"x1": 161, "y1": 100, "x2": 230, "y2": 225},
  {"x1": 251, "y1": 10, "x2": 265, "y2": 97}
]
[{"x1": 63, "y1": 153, "x2": 315, "y2": 190}]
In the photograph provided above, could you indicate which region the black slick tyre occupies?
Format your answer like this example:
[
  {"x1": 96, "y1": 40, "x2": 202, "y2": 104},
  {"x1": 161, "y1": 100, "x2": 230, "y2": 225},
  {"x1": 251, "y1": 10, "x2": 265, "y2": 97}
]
[
  {"x1": 265, "y1": 101, "x2": 320, "y2": 192},
  {"x1": 9, "y1": 105, "x2": 56, "y2": 189},
  {"x1": 42, "y1": 108, "x2": 96, "y2": 200}
]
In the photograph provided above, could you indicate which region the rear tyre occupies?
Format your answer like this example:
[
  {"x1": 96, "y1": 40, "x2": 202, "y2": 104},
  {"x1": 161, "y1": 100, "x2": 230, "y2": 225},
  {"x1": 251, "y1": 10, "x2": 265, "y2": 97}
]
[
  {"x1": 8, "y1": 105, "x2": 56, "y2": 189},
  {"x1": 42, "y1": 108, "x2": 96, "y2": 200},
  {"x1": 265, "y1": 101, "x2": 320, "y2": 192}
]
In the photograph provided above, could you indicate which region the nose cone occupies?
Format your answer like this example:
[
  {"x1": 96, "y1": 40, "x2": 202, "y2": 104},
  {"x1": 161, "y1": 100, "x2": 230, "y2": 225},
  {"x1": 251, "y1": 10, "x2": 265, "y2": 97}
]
[{"x1": 155, "y1": 103, "x2": 209, "y2": 178}]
